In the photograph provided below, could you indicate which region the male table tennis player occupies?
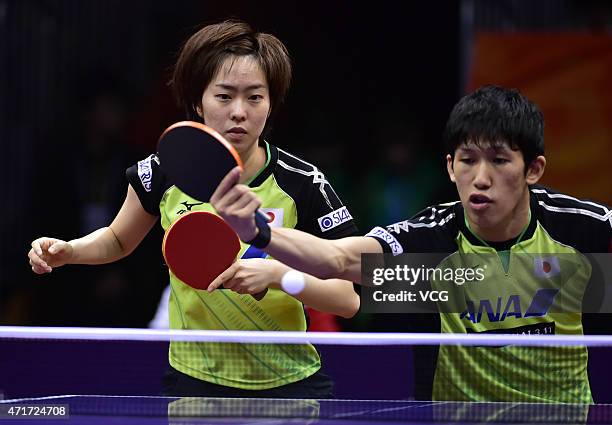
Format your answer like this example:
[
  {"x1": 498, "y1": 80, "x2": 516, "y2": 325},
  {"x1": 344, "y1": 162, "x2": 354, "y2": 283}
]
[
  {"x1": 28, "y1": 21, "x2": 359, "y2": 398},
  {"x1": 211, "y1": 85, "x2": 612, "y2": 403}
]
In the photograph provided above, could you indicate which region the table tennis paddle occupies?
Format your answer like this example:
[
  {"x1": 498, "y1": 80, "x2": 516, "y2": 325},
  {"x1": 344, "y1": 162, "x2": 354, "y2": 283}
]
[
  {"x1": 162, "y1": 211, "x2": 266, "y2": 300},
  {"x1": 157, "y1": 121, "x2": 241, "y2": 202},
  {"x1": 157, "y1": 121, "x2": 271, "y2": 233},
  {"x1": 157, "y1": 121, "x2": 269, "y2": 300}
]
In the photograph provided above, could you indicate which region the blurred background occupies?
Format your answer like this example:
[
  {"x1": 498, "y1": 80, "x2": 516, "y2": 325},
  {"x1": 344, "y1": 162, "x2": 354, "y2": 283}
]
[{"x1": 1, "y1": 0, "x2": 611, "y2": 330}]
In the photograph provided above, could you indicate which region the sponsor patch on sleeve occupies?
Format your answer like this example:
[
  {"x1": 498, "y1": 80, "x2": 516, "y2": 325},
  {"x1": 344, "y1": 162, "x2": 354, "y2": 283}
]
[
  {"x1": 137, "y1": 155, "x2": 154, "y2": 192},
  {"x1": 365, "y1": 226, "x2": 403, "y2": 256},
  {"x1": 318, "y1": 206, "x2": 353, "y2": 232}
]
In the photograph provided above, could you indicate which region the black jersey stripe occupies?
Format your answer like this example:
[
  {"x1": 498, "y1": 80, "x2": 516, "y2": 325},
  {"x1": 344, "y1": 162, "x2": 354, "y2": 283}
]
[
  {"x1": 537, "y1": 201, "x2": 612, "y2": 226},
  {"x1": 277, "y1": 147, "x2": 318, "y2": 171},
  {"x1": 531, "y1": 188, "x2": 610, "y2": 215},
  {"x1": 388, "y1": 212, "x2": 457, "y2": 233},
  {"x1": 276, "y1": 158, "x2": 335, "y2": 210}
]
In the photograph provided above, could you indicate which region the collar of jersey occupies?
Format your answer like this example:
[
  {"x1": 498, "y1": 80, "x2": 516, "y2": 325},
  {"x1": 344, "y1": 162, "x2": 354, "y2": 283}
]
[
  {"x1": 456, "y1": 191, "x2": 538, "y2": 252},
  {"x1": 244, "y1": 140, "x2": 277, "y2": 188}
]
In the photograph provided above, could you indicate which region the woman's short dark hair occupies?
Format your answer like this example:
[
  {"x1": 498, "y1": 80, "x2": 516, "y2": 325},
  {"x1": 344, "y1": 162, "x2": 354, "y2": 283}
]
[
  {"x1": 171, "y1": 20, "x2": 291, "y2": 133},
  {"x1": 444, "y1": 85, "x2": 545, "y2": 167}
]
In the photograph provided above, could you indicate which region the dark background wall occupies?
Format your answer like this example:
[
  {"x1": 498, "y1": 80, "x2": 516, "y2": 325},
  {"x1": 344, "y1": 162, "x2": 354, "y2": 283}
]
[{"x1": 0, "y1": 0, "x2": 461, "y2": 327}]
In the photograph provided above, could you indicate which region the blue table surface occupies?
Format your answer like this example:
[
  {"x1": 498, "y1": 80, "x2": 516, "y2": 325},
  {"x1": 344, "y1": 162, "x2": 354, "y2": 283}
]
[{"x1": 1, "y1": 395, "x2": 609, "y2": 425}]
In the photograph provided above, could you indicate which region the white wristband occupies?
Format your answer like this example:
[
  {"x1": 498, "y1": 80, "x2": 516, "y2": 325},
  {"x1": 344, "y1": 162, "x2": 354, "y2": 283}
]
[{"x1": 280, "y1": 270, "x2": 306, "y2": 295}]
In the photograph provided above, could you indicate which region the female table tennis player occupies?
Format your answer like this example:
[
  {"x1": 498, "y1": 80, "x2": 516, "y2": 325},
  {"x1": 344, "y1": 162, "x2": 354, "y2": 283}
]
[{"x1": 27, "y1": 20, "x2": 359, "y2": 398}]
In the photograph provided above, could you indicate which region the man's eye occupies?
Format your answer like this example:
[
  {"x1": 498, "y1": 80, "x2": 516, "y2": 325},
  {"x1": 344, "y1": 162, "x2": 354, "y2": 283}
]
[
  {"x1": 215, "y1": 94, "x2": 231, "y2": 100},
  {"x1": 460, "y1": 158, "x2": 475, "y2": 165},
  {"x1": 493, "y1": 158, "x2": 509, "y2": 164}
]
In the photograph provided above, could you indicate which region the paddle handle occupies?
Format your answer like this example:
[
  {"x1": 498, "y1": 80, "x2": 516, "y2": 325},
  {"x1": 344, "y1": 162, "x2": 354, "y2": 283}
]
[
  {"x1": 255, "y1": 209, "x2": 271, "y2": 228},
  {"x1": 246, "y1": 210, "x2": 272, "y2": 249},
  {"x1": 246, "y1": 211, "x2": 272, "y2": 301}
]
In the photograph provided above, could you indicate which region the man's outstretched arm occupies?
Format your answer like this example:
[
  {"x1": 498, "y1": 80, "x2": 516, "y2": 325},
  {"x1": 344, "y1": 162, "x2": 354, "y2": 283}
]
[
  {"x1": 266, "y1": 228, "x2": 380, "y2": 283},
  {"x1": 211, "y1": 167, "x2": 382, "y2": 283}
]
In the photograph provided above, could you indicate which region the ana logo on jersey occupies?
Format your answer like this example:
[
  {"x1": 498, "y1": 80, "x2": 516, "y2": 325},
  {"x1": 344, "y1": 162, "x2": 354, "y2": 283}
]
[
  {"x1": 534, "y1": 256, "x2": 561, "y2": 279},
  {"x1": 318, "y1": 206, "x2": 352, "y2": 233},
  {"x1": 460, "y1": 288, "x2": 560, "y2": 324}
]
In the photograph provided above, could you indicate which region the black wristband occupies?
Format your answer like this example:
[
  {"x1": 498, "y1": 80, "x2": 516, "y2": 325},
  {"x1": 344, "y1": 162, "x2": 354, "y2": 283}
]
[{"x1": 245, "y1": 210, "x2": 271, "y2": 248}]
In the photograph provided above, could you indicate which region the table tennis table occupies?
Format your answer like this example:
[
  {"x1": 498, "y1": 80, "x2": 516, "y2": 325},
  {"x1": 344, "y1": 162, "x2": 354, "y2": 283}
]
[{"x1": 0, "y1": 394, "x2": 608, "y2": 424}]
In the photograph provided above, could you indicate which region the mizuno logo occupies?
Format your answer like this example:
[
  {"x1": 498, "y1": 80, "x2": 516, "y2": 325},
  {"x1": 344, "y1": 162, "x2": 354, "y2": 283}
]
[{"x1": 177, "y1": 201, "x2": 204, "y2": 215}]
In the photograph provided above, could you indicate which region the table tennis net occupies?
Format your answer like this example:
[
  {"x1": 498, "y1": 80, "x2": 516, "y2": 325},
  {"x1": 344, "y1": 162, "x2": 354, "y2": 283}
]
[{"x1": 2, "y1": 327, "x2": 612, "y2": 423}]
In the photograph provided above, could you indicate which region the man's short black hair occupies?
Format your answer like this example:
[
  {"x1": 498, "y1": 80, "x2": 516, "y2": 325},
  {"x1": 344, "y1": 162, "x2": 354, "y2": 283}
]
[{"x1": 444, "y1": 85, "x2": 545, "y2": 166}]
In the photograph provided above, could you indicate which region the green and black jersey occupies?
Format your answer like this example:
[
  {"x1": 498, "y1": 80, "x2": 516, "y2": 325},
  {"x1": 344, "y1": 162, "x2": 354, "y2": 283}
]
[
  {"x1": 126, "y1": 141, "x2": 357, "y2": 390},
  {"x1": 367, "y1": 185, "x2": 611, "y2": 403}
]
